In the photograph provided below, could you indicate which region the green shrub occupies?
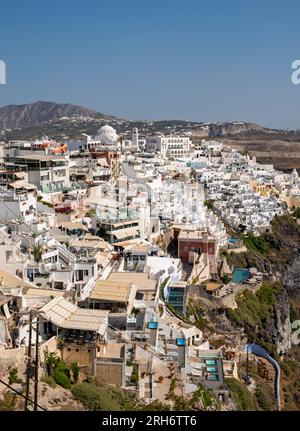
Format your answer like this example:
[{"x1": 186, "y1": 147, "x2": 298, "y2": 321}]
[
  {"x1": 243, "y1": 232, "x2": 269, "y2": 255},
  {"x1": 32, "y1": 245, "x2": 42, "y2": 262},
  {"x1": 55, "y1": 371, "x2": 71, "y2": 389},
  {"x1": 44, "y1": 352, "x2": 60, "y2": 376},
  {"x1": 130, "y1": 364, "x2": 139, "y2": 384},
  {"x1": 169, "y1": 378, "x2": 176, "y2": 394},
  {"x1": 221, "y1": 274, "x2": 230, "y2": 285},
  {"x1": 0, "y1": 392, "x2": 17, "y2": 411},
  {"x1": 85, "y1": 376, "x2": 96, "y2": 385},
  {"x1": 204, "y1": 200, "x2": 214, "y2": 210},
  {"x1": 226, "y1": 283, "x2": 282, "y2": 331},
  {"x1": 293, "y1": 207, "x2": 300, "y2": 218},
  {"x1": 46, "y1": 358, "x2": 72, "y2": 389},
  {"x1": 8, "y1": 368, "x2": 19, "y2": 385},
  {"x1": 280, "y1": 362, "x2": 291, "y2": 378},
  {"x1": 56, "y1": 361, "x2": 70, "y2": 378},
  {"x1": 141, "y1": 400, "x2": 171, "y2": 411},
  {"x1": 173, "y1": 395, "x2": 192, "y2": 411},
  {"x1": 72, "y1": 383, "x2": 134, "y2": 411},
  {"x1": 198, "y1": 384, "x2": 213, "y2": 408},
  {"x1": 290, "y1": 305, "x2": 298, "y2": 322},
  {"x1": 255, "y1": 384, "x2": 274, "y2": 411},
  {"x1": 71, "y1": 362, "x2": 80, "y2": 383},
  {"x1": 226, "y1": 378, "x2": 256, "y2": 411},
  {"x1": 8, "y1": 368, "x2": 22, "y2": 385}
]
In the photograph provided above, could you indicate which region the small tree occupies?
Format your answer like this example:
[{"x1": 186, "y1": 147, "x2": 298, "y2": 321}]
[
  {"x1": 221, "y1": 274, "x2": 230, "y2": 285},
  {"x1": 44, "y1": 352, "x2": 60, "y2": 376},
  {"x1": 130, "y1": 364, "x2": 139, "y2": 385},
  {"x1": 32, "y1": 245, "x2": 42, "y2": 262},
  {"x1": 55, "y1": 371, "x2": 71, "y2": 389},
  {"x1": 169, "y1": 378, "x2": 177, "y2": 395},
  {"x1": 71, "y1": 362, "x2": 80, "y2": 383},
  {"x1": 8, "y1": 368, "x2": 20, "y2": 385}
]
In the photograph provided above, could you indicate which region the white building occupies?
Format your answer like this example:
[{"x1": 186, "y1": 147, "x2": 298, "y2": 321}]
[
  {"x1": 0, "y1": 188, "x2": 36, "y2": 224},
  {"x1": 84, "y1": 125, "x2": 119, "y2": 151},
  {"x1": 146, "y1": 135, "x2": 191, "y2": 158},
  {"x1": 3, "y1": 154, "x2": 69, "y2": 194}
]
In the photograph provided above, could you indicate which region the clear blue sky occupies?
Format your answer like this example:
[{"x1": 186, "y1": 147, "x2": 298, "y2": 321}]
[{"x1": 0, "y1": 0, "x2": 300, "y2": 128}]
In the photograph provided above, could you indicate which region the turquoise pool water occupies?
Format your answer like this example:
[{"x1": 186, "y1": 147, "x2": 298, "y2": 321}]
[
  {"x1": 205, "y1": 359, "x2": 216, "y2": 365},
  {"x1": 207, "y1": 374, "x2": 219, "y2": 381},
  {"x1": 232, "y1": 268, "x2": 251, "y2": 284},
  {"x1": 228, "y1": 237, "x2": 238, "y2": 243},
  {"x1": 206, "y1": 367, "x2": 218, "y2": 372}
]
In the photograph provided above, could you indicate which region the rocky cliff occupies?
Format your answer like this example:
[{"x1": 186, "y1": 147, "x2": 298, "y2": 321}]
[
  {"x1": 269, "y1": 289, "x2": 292, "y2": 355},
  {"x1": 208, "y1": 122, "x2": 270, "y2": 137},
  {"x1": 225, "y1": 215, "x2": 300, "y2": 354},
  {"x1": 283, "y1": 257, "x2": 300, "y2": 299},
  {"x1": 0, "y1": 101, "x2": 115, "y2": 131}
]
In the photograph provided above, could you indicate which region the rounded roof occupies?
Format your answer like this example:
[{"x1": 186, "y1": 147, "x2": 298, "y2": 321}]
[
  {"x1": 97, "y1": 124, "x2": 116, "y2": 134},
  {"x1": 95, "y1": 124, "x2": 118, "y2": 144}
]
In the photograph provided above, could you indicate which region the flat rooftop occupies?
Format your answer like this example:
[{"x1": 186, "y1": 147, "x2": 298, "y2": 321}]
[
  {"x1": 178, "y1": 230, "x2": 215, "y2": 240},
  {"x1": 107, "y1": 272, "x2": 156, "y2": 291},
  {"x1": 15, "y1": 154, "x2": 66, "y2": 161},
  {"x1": 22, "y1": 287, "x2": 68, "y2": 298},
  {"x1": 69, "y1": 239, "x2": 106, "y2": 249},
  {"x1": 97, "y1": 343, "x2": 125, "y2": 359},
  {"x1": 90, "y1": 280, "x2": 137, "y2": 303},
  {"x1": 169, "y1": 281, "x2": 188, "y2": 288}
]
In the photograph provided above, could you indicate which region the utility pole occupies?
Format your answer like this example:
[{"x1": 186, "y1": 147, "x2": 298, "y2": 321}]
[
  {"x1": 24, "y1": 313, "x2": 33, "y2": 411},
  {"x1": 34, "y1": 315, "x2": 40, "y2": 411},
  {"x1": 22, "y1": 309, "x2": 44, "y2": 411}
]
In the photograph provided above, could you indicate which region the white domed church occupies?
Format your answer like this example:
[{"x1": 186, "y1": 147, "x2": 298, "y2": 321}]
[
  {"x1": 95, "y1": 125, "x2": 118, "y2": 145},
  {"x1": 84, "y1": 124, "x2": 119, "y2": 150}
]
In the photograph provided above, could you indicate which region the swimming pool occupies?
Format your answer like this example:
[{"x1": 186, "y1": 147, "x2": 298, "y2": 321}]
[
  {"x1": 205, "y1": 359, "x2": 216, "y2": 365},
  {"x1": 207, "y1": 374, "x2": 219, "y2": 381},
  {"x1": 232, "y1": 268, "x2": 251, "y2": 284},
  {"x1": 206, "y1": 367, "x2": 218, "y2": 372}
]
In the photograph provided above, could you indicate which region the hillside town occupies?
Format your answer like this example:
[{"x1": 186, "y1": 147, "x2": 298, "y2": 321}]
[{"x1": 0, "y1": 124, "x2": 299, "y2": 411}]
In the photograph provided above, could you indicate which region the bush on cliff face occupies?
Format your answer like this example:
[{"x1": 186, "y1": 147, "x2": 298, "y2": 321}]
[
  {"x1": 71, "y1": 383, "x2": 135, "y2": 411},
  {"x1": 243, "y1": 232, "x2": 269, "y2": 255},
  {"x1": 227, "y1": 214, "x2": 300, "y2": 273},
  {"x1": 226, "y1": 283, "x2": 282, "y2": 330},
  {"x1": 255, "y1": 384, "x2": 274, "y2": 411},
  {"x1": 225, "y1": 378, "x2": 257, "y2": 411},
  {"x1": 293, "y1": 207, "x2": 300, "y2": 218},
  {"x1": 55, "y1": 371, "x2": 71, "y2": 389}
]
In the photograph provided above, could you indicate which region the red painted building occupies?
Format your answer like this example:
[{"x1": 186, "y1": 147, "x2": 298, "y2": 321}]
[{"x1": 178, "y1": 230, "x2": 217, "y2": 263}]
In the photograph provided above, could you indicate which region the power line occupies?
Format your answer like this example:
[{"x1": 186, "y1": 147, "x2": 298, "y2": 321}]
[
  {"x1": 20, "y1": 309, "x2": 45, "y2": 411},
  {"x1": 0, "y1": 378, "x2": 47, "y2": 411}
]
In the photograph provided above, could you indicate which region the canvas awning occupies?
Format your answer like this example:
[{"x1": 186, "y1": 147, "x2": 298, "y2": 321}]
[
  {"x1": 40, "y1": 297, "x2": 109, "y2": 334},
  {"x1": 9, "y1": 181, "x2": 37, "y2": 191},
  {"x1": 111, "y1": 227, "x2": 139, "y2": 240}
]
